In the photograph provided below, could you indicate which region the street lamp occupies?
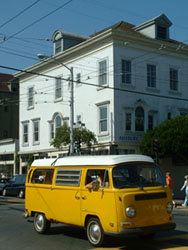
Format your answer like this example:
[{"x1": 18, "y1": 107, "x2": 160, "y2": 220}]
[{"x1": 37, "y1": 54, "x2": 74, "y2": 155}]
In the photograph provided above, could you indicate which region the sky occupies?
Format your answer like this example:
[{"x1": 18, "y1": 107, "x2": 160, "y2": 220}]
[{"x1": 0, "y1": 0, "x2": 188, "y2": 75}]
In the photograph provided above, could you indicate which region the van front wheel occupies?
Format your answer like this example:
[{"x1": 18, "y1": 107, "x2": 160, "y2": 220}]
[
  {"x1": 34, "y1": 213, "x2": 50, "y2": 234},
  {"x1": 86, "y1": 217, "x2": 105, "y2": 247}
]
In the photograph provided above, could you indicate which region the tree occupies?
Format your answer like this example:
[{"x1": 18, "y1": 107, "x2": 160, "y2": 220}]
[
  {"x1": 139, "y1": 115, "x2": 188, "y2": 164},
  {"x1": 51, "y1": 124, "x2": 97, "y2": 153}
]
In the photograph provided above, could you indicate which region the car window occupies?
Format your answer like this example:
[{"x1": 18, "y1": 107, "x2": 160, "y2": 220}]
[{"x1": 31, "y1": 169, "x2": 54, "y2": 184}]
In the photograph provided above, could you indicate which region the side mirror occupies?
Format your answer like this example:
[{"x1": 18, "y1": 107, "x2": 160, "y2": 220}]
[{"x1": 92, "y1": 179, "x2": 100, "y2": 191}]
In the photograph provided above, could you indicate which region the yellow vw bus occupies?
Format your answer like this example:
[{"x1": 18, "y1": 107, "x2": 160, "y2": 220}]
[{"x1": 25, "y1": 155, "x2": 175, "y2": 246}]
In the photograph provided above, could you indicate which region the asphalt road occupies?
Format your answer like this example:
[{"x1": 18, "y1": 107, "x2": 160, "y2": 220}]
[{"x1": 0, "y1": 197, "x2": 188, "y2": 250}]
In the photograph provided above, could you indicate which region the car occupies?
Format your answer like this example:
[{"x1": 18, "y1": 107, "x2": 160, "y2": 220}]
[
  {"x1": 2, "y1": 174, "x2": 26, "y2": 198},
  {"x1": 0, "y1": 178, "x2": 10, "y2": 195}
]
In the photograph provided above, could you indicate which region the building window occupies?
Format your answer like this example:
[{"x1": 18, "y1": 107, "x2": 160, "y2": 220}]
[
  {"x1": 168, "y1": 112, "x2": 171, "y2": 120},
  {"x1": 49, "y1": 114, "x2": 63, "y2": 141},
  {"x1": 147, "y1": 64, "x2": 156, "y2": 88},
  {"x1": 125, "y1": 113, "x2": 132, "y2": 131},
  {"x1": 135, "y1": 106, "x2": 144, "y2": 131},
  {"x1": 55, "y1": 39, "x2": 62, "y2": 54},
  {"x1": 55, "y1": 115, "x2": 62, "y2": 131},
  {"x1": 98, "y1": 60, "x2": 107, "y2": 86},
  {"x1": 157, "y1": 25, "x2": 167, "y2": 40},
  {"x1": 148, "y1": 114, "x2": 154, "y2": 130},
  {"x1": 99, "y1": 105, "x2": 108, "y2": 133},
  {"x1": 122, "y1": 60, "x2": 131, "y2": 84},
  {"x1": 55, "y1": 78, "x2": 62, "y2": 100},
  {"x1": 28, "y1": 86, "x2": 34, "y2": 109},
  {"x1": 50, "y1": 123, "x2": 54, "y2": 140},
  {"x1": 23, "y1": 123, "x2": 29, "y2": 145},
  {"x1": 33, "y1": 120, "x2": 40, "y2": 144},
  {"x1": 169, "y1": 68, "x2": 178, "y2": 91}
]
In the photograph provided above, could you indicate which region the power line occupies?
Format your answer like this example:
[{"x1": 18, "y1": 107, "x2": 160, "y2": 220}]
[
  {"x1": 0, "y1": 0, "x2": 40, "y2": 29},
  {"x1": 0, "y1": 0, "x2": 73, "y2": 44},
  {"x1": 1, "y1": 64, "x2": 188, "y2": 103}
]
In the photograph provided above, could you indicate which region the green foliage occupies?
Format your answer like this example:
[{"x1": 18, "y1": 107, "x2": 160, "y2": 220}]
[
  {"x1": 51, "y1": 124, "x2": 97, "y2": 150},
  {"x1": 139, "y1": 115, "x2": 188, "y2": 162},
  {"x1": 51, "y1": 124, "x2": 70, "y2": 149},
  {"x1": 26, "y1": 154, "x2": 34, "y2": 167}
]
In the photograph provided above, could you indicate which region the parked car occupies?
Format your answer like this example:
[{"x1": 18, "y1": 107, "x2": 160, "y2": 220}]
[
  {"x1": 0, "y1": 178, "x2": 10, "y2": 195},
  {"x1": 2, "y1": 174, "x2": 26, "y2": 198}
]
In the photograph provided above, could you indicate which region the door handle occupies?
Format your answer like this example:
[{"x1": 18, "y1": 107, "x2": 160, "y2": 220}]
[
  {"x1": 82, "y1": 196, "x2": 87, "y2": 200},
  {"x1": 75, "y1": 196, "x2": 80, "y2": 200}
]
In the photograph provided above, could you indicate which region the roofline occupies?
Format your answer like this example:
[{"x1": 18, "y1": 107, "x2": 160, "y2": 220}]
[{"x1": 14, "y1": 21, "x2": 187, "y2": 79}]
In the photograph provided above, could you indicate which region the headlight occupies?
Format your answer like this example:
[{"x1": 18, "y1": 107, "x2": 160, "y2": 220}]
[
  {"x1": 126, "y1": 206, "x2": 136, "y2": 218},
  {"x1": 166, "y1": 202, "x2": 173, "y2": 213}
]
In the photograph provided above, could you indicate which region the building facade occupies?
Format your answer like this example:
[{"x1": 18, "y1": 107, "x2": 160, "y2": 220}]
[
  {"x1": 14, "y1": 14, "x2": 188, "y2": 173},
  {"x1": 0, "y1": 74, "x2": 19, "y2": 177}
]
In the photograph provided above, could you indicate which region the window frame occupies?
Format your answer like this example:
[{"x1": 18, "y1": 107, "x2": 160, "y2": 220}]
[
  {"x1": 157, "y1": 25, "x2": 167, "y2": 40},
  {"x1": 98, "y1": 59, "x2": 108, "y2": 86},
  {"x1": 122, "y1": 59, "x2": 132, "y2": 84},
  {"x1": 169, "y1": 67, "x2": 178, "y2": 91},
  {"x1": 98, "y1": 104, "x2": 108, "y2": 134},
  {"x1": 32, "y1": 119, "x2": 40, "y2": 145},
  {"x1": 147, "y1": 64, "x2": 156, "y2": 88},
  {"x1": 125, "y1": 112, "x2": 132, "y2": 131},
  {"x1": 49, "y1": 113, "x2": 63, "y2": 142},
  {"x1": 28, "y1": 86, "x2": 34, "y2": 109},
  {"x1": 135, "y1": 106, "x2": 145, "y2": 132},
  {"x1": 22, "y1": 122, "x2": 29, "y2": 146},
  {"x1": 55, "y1": 39, "x2": 62, "y2": 54},
  {"x1": 55, "y1": 77, "x2": 62, "y2": 101}
]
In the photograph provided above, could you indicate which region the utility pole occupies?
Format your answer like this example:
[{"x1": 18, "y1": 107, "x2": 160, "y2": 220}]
[{"x1": 37, "y1": 54, "x2": 74, "y2": 155}]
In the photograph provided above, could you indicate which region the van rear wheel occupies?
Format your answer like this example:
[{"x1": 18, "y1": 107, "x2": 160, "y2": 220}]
[
  {"x1": 86, "y1": 217, "x2": 105, "y2": 247},
  {"x1": 34, "y1": 213, "x2": 50, "y2": 234}
]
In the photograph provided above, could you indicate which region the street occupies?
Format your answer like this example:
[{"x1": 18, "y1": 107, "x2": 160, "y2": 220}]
[{"x1": 0, "y1": 197, "x2": 188, "y2": 250}]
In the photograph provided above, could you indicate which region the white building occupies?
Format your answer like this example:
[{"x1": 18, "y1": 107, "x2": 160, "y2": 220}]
[{"x1": 14, "y1": 14, "x2": 188, "y2": 172}]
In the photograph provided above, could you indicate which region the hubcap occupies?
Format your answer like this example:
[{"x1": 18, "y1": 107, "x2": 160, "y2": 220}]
[
  {"x1": 36, "y1": 214, "x2": 44, "y2": 231},
  {"x1": 89, "y1": 222, "x2": 101, "y2": 243}
]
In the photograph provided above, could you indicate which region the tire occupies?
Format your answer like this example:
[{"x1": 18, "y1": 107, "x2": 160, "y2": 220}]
[
  {"x1": 18, "y1": 189, "x2": 24, "y2": 199},
  {"x1": 2, "y1": 189, "x2": 7, "y2": 196},
  {"x1": 139, "y1": 233, "x2": 155, "y2": 239},
  {"x1": 86, "y1": 217, "x2": 105, "y2": 247},
  {"x1": 34, "y1": 213, "x2": 51, "y2": 234}
]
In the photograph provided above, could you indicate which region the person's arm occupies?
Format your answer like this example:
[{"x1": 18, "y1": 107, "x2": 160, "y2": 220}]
[{"x1": 180, "y1": 180, "x2": 186, "y2": 191}]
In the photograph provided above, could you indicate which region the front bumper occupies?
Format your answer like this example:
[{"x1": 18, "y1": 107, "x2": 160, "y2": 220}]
[{"x1": 105, "y1": 222, "x2": 176, "y2": 237}]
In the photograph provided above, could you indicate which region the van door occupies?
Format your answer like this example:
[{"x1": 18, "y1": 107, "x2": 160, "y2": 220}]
[
  {"x1": 81, "y1": 169, "x2": 117, "y2": 232},
  {"x1": 51, "y1": 168, "x2": 82, "y2": 226}
]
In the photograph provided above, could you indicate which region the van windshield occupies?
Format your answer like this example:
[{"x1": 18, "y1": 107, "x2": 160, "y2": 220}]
[{"x1": 112, "y1": 163, "x2": 165, "y2": 189}]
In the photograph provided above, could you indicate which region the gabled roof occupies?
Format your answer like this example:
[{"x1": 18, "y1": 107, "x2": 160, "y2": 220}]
[{"x1": 134, "y1": 14, "x2": 172, "y2": 31}]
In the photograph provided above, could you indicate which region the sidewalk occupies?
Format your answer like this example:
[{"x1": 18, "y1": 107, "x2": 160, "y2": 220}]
[{"x1": 173, "y1": 200, "x2": 188, "y2": 216}]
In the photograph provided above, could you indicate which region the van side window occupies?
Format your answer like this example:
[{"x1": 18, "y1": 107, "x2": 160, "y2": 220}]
[
  {"x1": 85, "y1": 169, "x2": 109, "y2": 188},
  {"x1": 55, "y1": 169, "x2": 81, "y2": 186},
  {"x1": 31, "y1": 169, "x2": 54, "y2": 184}
]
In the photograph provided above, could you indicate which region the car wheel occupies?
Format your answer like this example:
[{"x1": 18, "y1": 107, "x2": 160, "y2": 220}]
[
  {"x1": 18, "y1": 189, "x2": 24, "y2": 198},
  {"x1": 2, "y1": 189, "x2": 7, "y2": 196},
  {"x1": 86, "y1": 217, "x2": 105, "y2": 247},
  {"x1": 34, "y1": 213, "x2": 51, "y2": 234}
]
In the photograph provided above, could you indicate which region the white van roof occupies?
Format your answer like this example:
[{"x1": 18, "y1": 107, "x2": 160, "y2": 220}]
[{"x1": 31, "y1": 155, "x2": 154, "y2": 167}]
